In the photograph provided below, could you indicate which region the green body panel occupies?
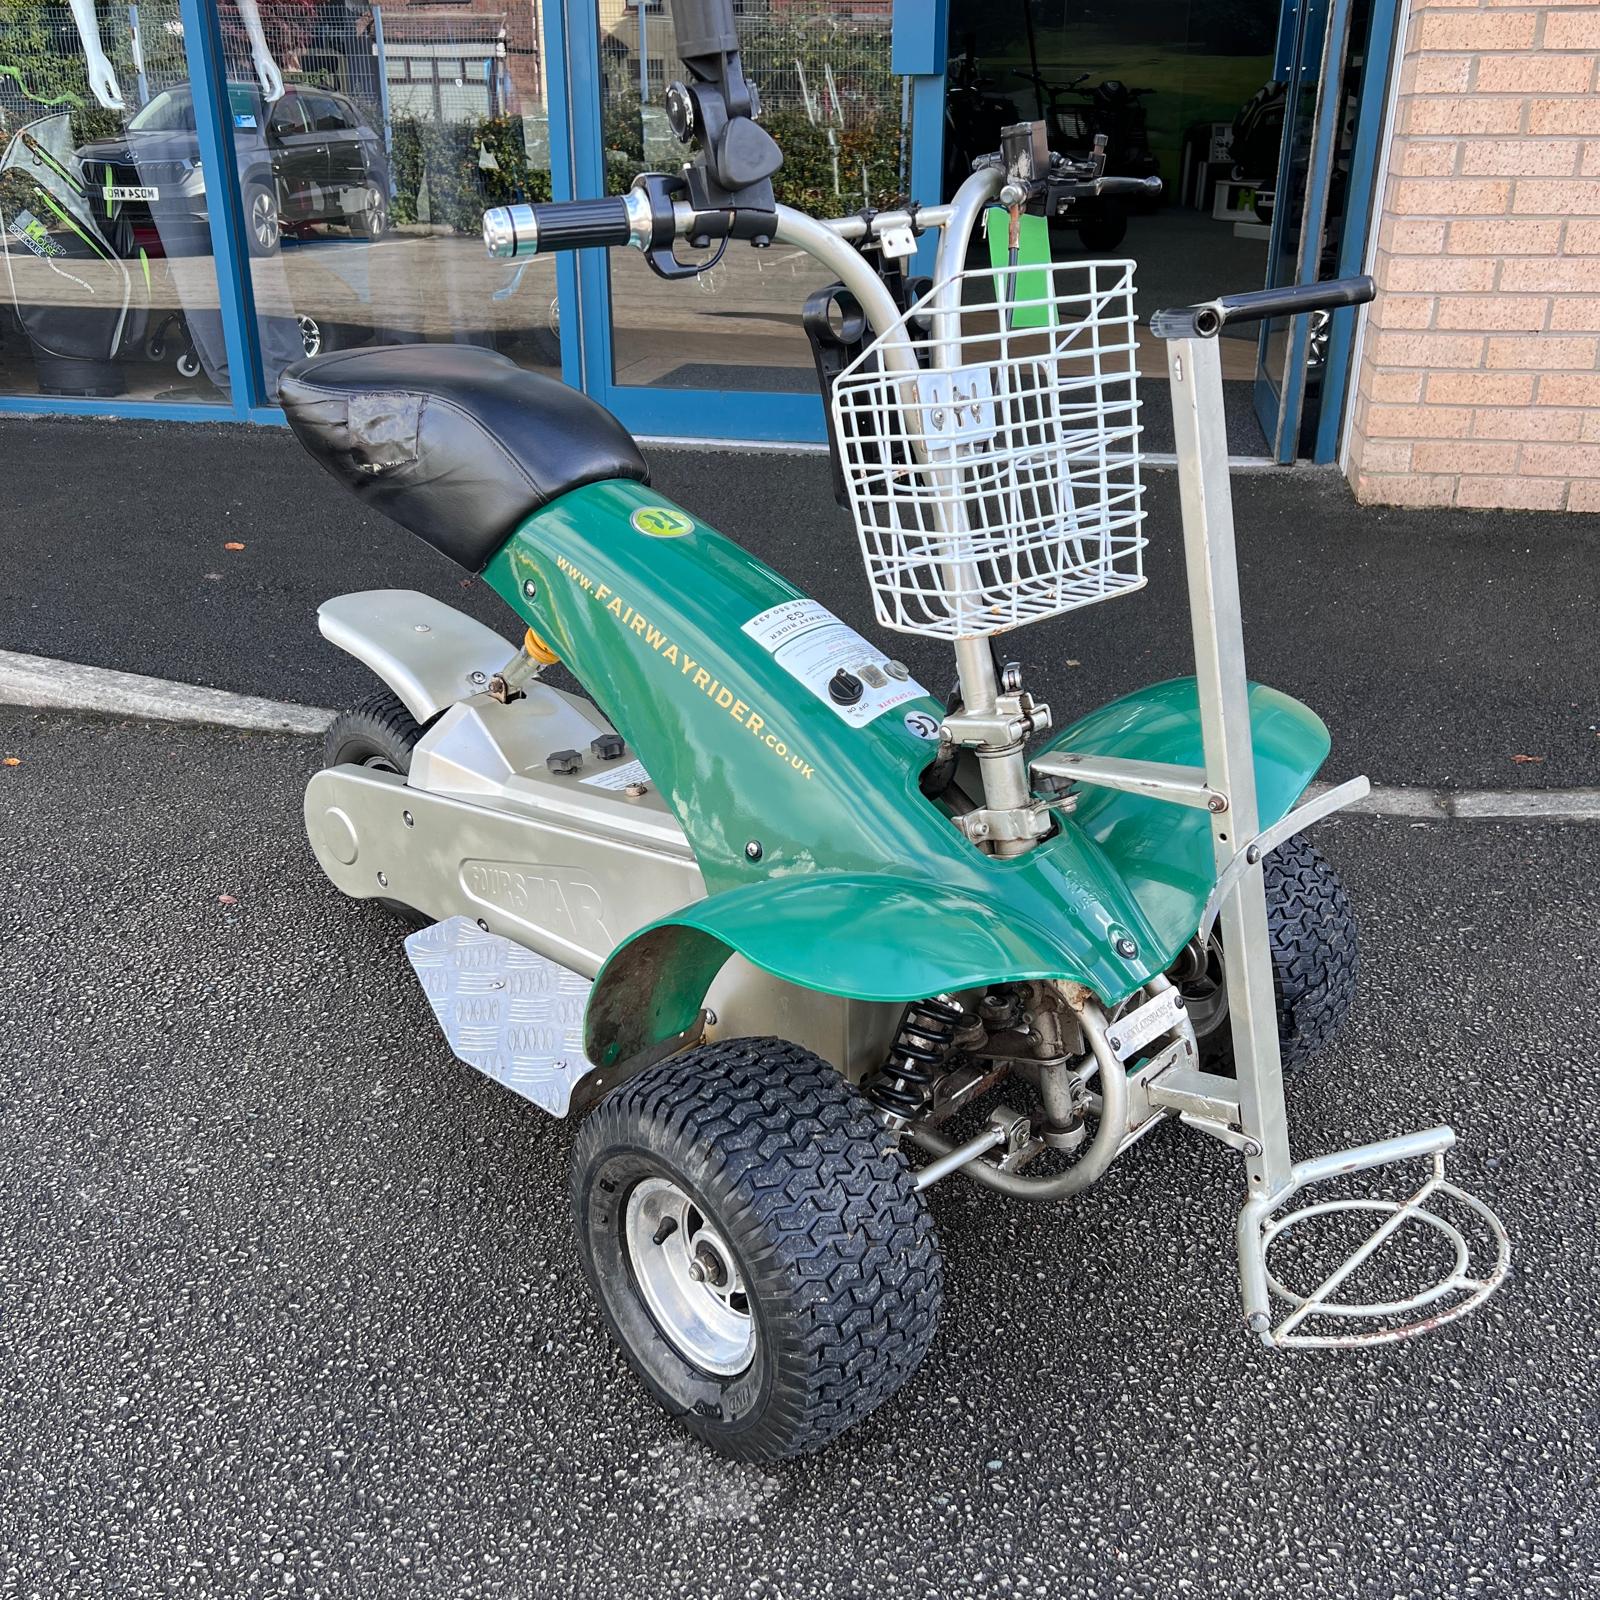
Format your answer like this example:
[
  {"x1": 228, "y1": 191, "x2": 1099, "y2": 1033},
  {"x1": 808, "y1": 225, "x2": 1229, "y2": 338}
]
[
  {"x1": 482, "y1": 481, "x2": 1331, "y2": 1045},
  {"x1": 1045, "y1": 677, "x2": 1332, "y2": 962}
]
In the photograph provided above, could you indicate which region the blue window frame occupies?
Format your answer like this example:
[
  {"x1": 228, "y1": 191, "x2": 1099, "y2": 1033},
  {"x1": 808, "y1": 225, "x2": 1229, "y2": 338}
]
[{"x1": 0, "y1": 0, "x2": 1391, "y2": 459}]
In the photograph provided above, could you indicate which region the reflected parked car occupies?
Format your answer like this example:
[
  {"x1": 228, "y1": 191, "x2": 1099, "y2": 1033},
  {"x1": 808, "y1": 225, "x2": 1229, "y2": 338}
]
[{"x1": 76, "y1": 83, "x2": 389, "y2": 257}]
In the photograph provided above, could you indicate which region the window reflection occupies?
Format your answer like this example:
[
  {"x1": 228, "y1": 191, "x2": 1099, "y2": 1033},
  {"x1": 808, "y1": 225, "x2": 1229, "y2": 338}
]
[
  {"x1": 599, "y1": 0, "x2": 907, "y2": 393},
  {"x1": 0, "y1": 0, "x2": 229, "y2": 400},
  {"x1": 222, "y1": 0, "x2": 558, "y2": 396}
]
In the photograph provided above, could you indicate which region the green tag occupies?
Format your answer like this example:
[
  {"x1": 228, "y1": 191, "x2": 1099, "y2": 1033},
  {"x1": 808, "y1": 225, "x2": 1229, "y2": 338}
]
[{"x1": 984, "y1": 208, "x2": 1054, "y2": 330}]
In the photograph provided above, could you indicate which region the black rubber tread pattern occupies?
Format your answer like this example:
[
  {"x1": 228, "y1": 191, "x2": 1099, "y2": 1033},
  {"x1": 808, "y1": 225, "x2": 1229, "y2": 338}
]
[
  {"x1": 322, "y1": 688, "x2": 425, "y2": 774},
  {"x1": 1202, "y1": 833, "x2": 1360, "y2": 1073},
  {"x1": 322, "y1": 690, "x2": 427, "y2": 923},
  {"x1": 571, "y1": 1038, "x2": 943, "y2": 1461}
]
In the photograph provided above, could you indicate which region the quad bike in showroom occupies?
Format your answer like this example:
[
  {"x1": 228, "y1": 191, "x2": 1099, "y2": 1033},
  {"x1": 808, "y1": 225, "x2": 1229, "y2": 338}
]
[{"x1": 282, "y1": 0, "x2": 1510, "y2": 1461}]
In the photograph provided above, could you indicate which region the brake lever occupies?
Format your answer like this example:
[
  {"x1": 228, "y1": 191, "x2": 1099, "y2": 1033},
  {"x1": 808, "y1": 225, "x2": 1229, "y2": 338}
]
[{"x1": 645, "y1": 242, "x2": 709, "y2": 282}]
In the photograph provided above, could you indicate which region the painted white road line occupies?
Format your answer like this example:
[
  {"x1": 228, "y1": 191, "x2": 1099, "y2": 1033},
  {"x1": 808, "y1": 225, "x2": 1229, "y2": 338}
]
[
  {"x1": 1311, "y1": 779, "x2": 1600, "y2": 822},
  {"x1": 0, "y1": 651, "x2": 334, "y2": 736},
  {"x1": 1336, "y1": 783, "x2": 1445, "y2": 819},
  {"x1": 3, "y1": 651, "x2": 1598, "y2": 822},
  {"x1": 1448, "y1": 788, "x2": 1600, "y2": 822}
]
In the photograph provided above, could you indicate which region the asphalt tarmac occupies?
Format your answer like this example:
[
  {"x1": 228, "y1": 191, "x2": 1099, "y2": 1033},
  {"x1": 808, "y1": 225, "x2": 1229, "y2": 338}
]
[
  {"x1": 1, "y1": 416, "x2": 1596, "y2": 792},
  {"x1": 1, "y1": 708, "x2": 1594, "y2": 1598}
]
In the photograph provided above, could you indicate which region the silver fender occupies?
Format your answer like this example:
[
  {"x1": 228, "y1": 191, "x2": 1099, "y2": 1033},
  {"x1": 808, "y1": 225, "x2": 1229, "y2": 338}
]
[{"x1": 318, "y1": 589, "x2": 519, "y2": 724}]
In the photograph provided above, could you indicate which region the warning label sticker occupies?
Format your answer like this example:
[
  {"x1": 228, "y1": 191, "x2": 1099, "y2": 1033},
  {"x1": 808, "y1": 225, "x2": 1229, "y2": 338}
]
[
  {"x1": 580, "y1": 757, "x2": 650, "y2": 791},
  {"x1": 741, "y1": 599, "x2": 930, "y2": 728}
]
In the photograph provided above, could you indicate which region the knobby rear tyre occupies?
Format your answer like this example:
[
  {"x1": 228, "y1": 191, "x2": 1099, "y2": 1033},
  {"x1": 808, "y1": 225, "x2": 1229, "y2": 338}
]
[{"x1": 322, "y1": 689, "x2": 428, "y2": 924}]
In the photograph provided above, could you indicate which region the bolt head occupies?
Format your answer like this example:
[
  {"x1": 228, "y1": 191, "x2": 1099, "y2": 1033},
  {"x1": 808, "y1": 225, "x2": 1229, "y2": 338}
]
[
  {"x1": 687, "y1": 1261, "x2": 705, "y2": 1283},
  {"x1": 1114, "y1": 936, "x2": 1138, "y2": 958},
  {"x1": 376, "y1": 870, "x2": 388, "y2": 887},
  {"x1": 744, "y1": 840, "x2": 763, "y2": 861},
  {"x1": 469, "y1": 670, "x2": 488, "y2": 685},
  {"x1": 1207, "y1": 794, "x2": 1228, "y2": 814},
  {"x1": 402, "y1": 810, "x2": 414, "y2": 828},
  {"x1": 522, "y1": 579, "x2": 538, "y2": 600}
]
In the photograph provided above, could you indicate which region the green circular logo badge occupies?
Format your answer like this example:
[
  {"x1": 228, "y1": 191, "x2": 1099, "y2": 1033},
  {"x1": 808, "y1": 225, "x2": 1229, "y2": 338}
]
[{"x1": 630, "y1": 505, "x2": 694, "y2": 539}]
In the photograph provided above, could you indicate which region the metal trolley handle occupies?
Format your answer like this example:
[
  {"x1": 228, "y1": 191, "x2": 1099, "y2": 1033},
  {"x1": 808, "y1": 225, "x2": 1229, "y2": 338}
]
[{"x1": 1149, "y1": 273, "x2": 1376, "y2": 340}]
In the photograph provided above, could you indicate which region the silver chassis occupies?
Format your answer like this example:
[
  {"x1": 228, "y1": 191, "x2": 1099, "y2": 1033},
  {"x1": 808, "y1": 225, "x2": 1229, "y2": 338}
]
[
  {"x1": 304, "y1": 177, "x2": 1509, "y2": 1351},
  {"x1": 304, "y1": 596, "x2": 903, "y2": 1095}
]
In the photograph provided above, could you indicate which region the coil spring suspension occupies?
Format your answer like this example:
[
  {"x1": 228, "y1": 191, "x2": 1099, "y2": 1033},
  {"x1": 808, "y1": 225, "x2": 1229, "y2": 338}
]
[{"x1": 867, "y1": 994, "x2": 965, "y2": 1124}]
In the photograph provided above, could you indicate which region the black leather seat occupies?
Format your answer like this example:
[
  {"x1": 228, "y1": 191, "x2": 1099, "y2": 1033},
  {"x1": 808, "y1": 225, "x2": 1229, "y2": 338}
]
[{"x1": 280, "y1": 344, "x2": 650, "y2": 572}]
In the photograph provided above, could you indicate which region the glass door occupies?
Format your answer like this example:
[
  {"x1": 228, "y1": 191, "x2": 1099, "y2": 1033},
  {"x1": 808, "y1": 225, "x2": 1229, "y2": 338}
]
[
  {"x1": 0, "y1": 0, "x2": 231, "y2": 408},
  {"x1": 1251, "y1": 0, "x2": 1356, "y2": 460},
  {"x1": 569, "y1": 0, "x2": 914, "y2": 442},
  {"x1": 206, "y1": 0, "x2": 560, "y2": 406}
]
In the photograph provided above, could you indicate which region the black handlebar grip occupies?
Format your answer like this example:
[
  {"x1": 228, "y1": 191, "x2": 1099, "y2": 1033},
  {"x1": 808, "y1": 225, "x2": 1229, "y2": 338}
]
[
  {"x1": 1096, "y1": 175, "x2": 1164, "y2": 199},
  {"x1": 484, "y1": 197, "x2": 633, "y2": 259},
  {"x1": 1149, "y1": 274, "x2": 1376, "y2": 339}
]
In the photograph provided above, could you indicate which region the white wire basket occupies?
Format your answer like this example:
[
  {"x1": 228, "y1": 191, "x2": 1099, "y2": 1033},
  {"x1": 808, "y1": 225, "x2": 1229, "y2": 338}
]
[{"x1": 830, "y1": 258, "x2": 1146, "y2": 639}]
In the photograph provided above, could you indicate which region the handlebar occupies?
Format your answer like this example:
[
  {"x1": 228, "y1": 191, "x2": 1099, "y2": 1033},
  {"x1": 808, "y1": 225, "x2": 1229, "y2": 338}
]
[
  {"x1": 484, "y1": 196, "x2": 640, "y2": 259},
  {"x1": 1149, "y1": 274, "x2": 1376, "y2": 339},
  {"x1": 1094, "y1": 175, "x2": 1163, "y2": 199}
]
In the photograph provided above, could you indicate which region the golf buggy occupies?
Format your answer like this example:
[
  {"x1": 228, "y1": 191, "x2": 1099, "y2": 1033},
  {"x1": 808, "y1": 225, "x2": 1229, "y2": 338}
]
[{"x1": 280, "y1": 0, "x2": 1509, "y2": 1460}]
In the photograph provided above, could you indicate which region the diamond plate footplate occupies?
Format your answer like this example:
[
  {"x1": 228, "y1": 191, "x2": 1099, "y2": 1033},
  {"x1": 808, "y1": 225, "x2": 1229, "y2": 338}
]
[{"x1": 405, "y1": 916, "x2": 594, "y2": 1116}]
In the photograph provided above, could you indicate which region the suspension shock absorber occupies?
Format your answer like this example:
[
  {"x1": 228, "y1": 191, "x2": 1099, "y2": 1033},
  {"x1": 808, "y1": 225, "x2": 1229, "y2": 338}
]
[{"x1": 865, "y1": 995, "x2": 966, "y2": 1126}]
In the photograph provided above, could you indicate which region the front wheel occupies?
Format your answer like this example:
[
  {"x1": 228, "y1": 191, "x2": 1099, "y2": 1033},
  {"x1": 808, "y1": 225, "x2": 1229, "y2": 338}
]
[
  {"x1": 351, "y1": 181, "x2": 388, "y2": 239},
  {"x1": 1173, "y1": 833, "x2": 1358, "y2": 1073},
  {"x1": 571, "y1": 1038, "x2": 943, "y2": 1461},
  {"x1": 244, "y1": 182, "x2": 281, "y2": 256}
]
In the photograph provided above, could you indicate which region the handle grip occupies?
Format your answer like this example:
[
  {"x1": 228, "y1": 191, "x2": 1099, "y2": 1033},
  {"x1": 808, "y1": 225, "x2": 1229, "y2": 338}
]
[
  {"x1": 1149, "y1": 273, "x2": 1375, "y2": 339},
  {"x1": 484, "y1": 197, "x2": 634, "y2": 260},
  {"x1": 1095, "y1": 175, "x2": 1163, "y2": 198}
]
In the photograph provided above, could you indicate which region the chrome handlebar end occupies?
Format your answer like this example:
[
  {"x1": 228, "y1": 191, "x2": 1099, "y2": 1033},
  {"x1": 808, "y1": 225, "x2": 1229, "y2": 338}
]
[{"x1": 484, "y1": 203, "x2": 537, "y2": 260}]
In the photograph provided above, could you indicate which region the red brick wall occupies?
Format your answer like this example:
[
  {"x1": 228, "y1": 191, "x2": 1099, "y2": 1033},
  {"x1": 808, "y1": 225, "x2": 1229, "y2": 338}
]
[{"x1": 1345, "y1": 1, "x2": 1600, "y2": 512}]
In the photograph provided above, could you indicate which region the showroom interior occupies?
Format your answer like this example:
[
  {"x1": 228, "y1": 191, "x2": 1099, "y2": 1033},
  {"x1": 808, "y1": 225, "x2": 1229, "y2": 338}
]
[{"x1": 0, "y1": 0, "x2": 1398, "y2": 461}]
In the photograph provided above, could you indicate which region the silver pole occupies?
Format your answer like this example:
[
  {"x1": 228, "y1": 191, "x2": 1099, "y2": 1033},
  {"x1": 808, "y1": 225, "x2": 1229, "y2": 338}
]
[
  {"x1": 1166, "y1": 333, "x2": 1293, "y2": 1198},
  {"x1": 933, "y1": 168, "x2": 1037, "y2": 843},
  {"x1": 373, "y1": 6, "x2": 393, "y2": 185},
  {"x1": 128, "y1": 4, "x2": 150, "y2": 108},
  {"x1": 637, "y1": 0, "x2": 648, "y2": 111}
]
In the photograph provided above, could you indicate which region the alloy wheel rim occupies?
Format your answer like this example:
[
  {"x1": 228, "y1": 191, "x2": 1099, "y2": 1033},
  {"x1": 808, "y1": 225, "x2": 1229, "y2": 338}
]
[
  {"x1": 253, "y1": 191, "x2": 279, "y2": 249},
  {"x1": 1172, "y1": 934, "x2": 1228, "y2": 1037},
  {"x1": 296, "y1": 315, "x2": 321, "y2": 359},
  {"x1": 623, "y1": 1176, "x2": 755, "y2": 1376}
]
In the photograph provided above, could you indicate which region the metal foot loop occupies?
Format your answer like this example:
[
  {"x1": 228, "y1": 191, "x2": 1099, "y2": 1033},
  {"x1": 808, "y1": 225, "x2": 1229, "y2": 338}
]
[{"x1": 1237, "y1": 1127, "x2": 1511, "y2": 1349}]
